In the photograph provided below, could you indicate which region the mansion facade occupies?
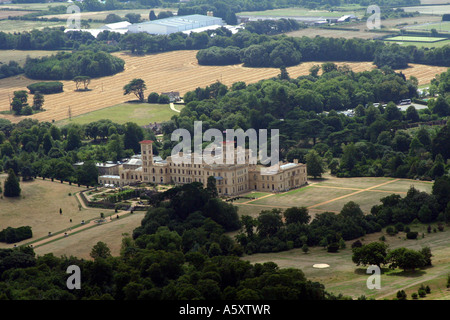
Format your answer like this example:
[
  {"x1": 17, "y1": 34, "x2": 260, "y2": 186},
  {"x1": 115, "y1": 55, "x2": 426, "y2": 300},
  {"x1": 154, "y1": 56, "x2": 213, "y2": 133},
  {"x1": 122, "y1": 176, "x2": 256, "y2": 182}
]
[{"x1": 98, "y1": 140, "x2": 308, "y2": 196}]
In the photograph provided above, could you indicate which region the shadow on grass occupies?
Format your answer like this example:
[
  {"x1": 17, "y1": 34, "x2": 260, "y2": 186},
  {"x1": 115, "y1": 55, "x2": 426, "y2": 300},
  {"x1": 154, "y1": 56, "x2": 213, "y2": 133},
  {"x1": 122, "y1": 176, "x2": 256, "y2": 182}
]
[
  {"x1": 308, "y1": 177, "x2": 329, "y2": 183},
  {"x1": 354, "y1": 267, "x2": 391, "y2": 275},
  {"x1": 385, "y1": 269, "x2": 426, "y2": 277}
]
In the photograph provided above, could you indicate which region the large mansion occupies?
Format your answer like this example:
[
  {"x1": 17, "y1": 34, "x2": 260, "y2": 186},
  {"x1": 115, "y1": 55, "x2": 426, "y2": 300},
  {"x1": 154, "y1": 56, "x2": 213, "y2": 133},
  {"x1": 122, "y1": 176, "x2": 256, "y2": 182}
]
[{"x1": 98, "y1": 140, "x2": 308, "y2": 196}]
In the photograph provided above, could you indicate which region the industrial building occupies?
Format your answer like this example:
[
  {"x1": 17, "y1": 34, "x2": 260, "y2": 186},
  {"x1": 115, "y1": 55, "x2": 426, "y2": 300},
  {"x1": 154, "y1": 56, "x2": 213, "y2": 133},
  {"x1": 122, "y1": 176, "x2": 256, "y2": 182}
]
[{"x1": 127, "y1": 14, "x2": 224, "y2": 35}]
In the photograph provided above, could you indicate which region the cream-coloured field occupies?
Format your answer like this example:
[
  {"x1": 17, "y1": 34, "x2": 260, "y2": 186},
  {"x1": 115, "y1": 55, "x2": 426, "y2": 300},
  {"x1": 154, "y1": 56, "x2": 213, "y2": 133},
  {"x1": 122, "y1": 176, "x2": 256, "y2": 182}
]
[
  {"x1": 0, "y1": 50, "x2": 446, "y2": 124},
  {"x1": 0, "y1": 175, "x2": 112, "y2": 248}
]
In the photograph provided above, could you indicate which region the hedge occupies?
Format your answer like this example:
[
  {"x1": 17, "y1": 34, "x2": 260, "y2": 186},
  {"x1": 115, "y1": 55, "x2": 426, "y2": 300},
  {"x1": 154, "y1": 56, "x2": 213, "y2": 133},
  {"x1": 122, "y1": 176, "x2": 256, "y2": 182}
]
[{"x1": 27, "y1": 81, "x2": 63, "y2": 94}]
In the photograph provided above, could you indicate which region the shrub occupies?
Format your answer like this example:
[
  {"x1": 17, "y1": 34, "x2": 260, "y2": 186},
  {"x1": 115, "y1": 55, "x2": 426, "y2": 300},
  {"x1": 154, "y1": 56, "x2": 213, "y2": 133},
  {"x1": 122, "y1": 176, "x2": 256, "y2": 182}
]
[
  {"x1": 27, "y1": 81, "x2": 63, "y2": 94},
  {"x1": 406, "y1": 231, "x2": 418, "y2": 239},
  {"x1": 327, "y1": 242, "x2": 340, "y2": 253},
  {"x1": 404, "y1": 226, "x2": 410, "y2": 233},
  {"x1": 396, "y1": 290, "x2": 407, "y2": 300},
  {"x1": 351, "y1": 240, "x2": 363, "y2": 249},
  {"x1": 411, "y1": 292, "x2": 418, "y2": 299},
  {"x1": 386, "y1": 226, "x2": 397, "y2": 236},
  {"x1": 147, "y1": 92, "x2": 159, "y2": 103},
  {"x1": 395, "y1": 222, "x2": 404, "y2": 232},
  {"x1": 418, "y1": 289, "x2": 426, "y2": 298},
  {"x1": 158, "y1": 94, "x2": 170, "y2": 104}
]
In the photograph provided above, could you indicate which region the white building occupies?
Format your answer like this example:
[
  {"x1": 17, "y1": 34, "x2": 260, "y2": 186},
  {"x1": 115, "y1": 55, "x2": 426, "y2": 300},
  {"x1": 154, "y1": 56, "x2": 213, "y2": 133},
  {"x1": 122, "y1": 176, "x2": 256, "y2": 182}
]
[
  {"x1": 64, "y1": 21, "x2": 130, "y2": 38},
  {"x1": 127, "y1": 14, "x2": 224, "y2": 35}
]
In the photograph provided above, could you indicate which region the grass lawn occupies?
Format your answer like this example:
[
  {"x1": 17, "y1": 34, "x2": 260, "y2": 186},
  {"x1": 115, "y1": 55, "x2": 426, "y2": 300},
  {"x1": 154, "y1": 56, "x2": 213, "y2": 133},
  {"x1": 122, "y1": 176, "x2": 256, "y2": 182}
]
[
  {"x1": 0, "y1": 49, "x2": 64, "y2": 66},
  {"x1": 56, "y1": 102, "x2": 181, "y2": 126},
  {"x1": 234, "y1": 174, "x2": 434, "y2": 219},
  {"x1": 0, "y1": 3, "x2": 71, "y2": 10},
  {"x1": 238, "y1": 7, "x2": 363, "y2": 18},
  {"x1": 0, "y1": 19, "x2": 103, "y2": 33},
  {"x1": 384, "y1": 39, "x2": 450, "y2": 48},
  {"x1": 406, "y1": 21, "x2": 450, "y2": 32},
  {"x1": 243, "y1": 223, "x2": 450, "y2": 299},
  {"x1": 0, "y1": 175, "x2": 112, "y2": 247},
  {"x1": 384, "y1": 35, "x2": 448, "y2": 42}
]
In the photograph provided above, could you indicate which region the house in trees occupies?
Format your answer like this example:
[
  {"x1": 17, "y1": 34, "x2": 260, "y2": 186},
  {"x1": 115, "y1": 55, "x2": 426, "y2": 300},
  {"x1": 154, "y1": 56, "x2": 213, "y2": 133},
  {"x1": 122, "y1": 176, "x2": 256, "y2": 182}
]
[
  {"x1": 98, "y1": 140, "x2": 308, "y2": 196},
  {"x1": 161, "y1": 91, "x2": 180, "y2": 102}
]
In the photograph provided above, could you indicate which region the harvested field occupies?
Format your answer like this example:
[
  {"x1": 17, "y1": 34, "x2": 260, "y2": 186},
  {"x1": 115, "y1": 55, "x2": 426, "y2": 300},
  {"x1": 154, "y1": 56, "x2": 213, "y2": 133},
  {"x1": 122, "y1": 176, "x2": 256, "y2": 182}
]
[
  {"x1": 0, "y1": 10, "x2": 34, "y2": 19},
  {"x1": 0, "y1": 50, "x2": 446, "y2": 124},
  {"x1": 0, "y1": 50, "x2": 66, "y2": 67}
]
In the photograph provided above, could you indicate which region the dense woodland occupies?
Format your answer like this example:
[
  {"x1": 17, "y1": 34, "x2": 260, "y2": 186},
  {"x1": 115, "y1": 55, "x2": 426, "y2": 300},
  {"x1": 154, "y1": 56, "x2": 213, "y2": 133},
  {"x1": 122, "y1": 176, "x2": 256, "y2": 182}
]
[
  {"x1": 0, "y1": 183, "x2": 332, "y2": 300},
  {"x1": 23, "y1": 51, "x2": 125, "y2": 80}
]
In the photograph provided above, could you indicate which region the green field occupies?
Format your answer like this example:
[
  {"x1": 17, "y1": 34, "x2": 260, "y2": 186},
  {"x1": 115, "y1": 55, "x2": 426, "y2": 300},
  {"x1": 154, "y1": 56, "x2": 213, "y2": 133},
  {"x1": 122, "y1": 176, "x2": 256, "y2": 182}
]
[
  {"x1": 0, "y1": 19, "x2": 104, "y2": 32},
  {"x1": 0, "y1": 49, "x2": 63, "y2": 66},
  {"x1": 238, "y1": 7, "x2": 363, "y2": 18},
  {"x1": 0, "y1": 2, "x2": 71, "y2": 11},
  {"x1": 384, "y1": 35, "x2": 448, "y2": 42},
  {"x1": 407, "y1": 21, "x2": 450, "y2": 32},
  {"x1": 234, "y1": 175, "x2": 433, "y2": 218},
  {"x1": 56, "y1": 102, "x2": 181, "y2": 126},
  {"x1": 401, "y1": 4, "x2": 450, "y2": 14},
  {"x1": 243, "y1": 223, "x2": 450, "y2": 299},
  {"x1": 385, "y1": 39, "x2": 450, "y2": 48}
]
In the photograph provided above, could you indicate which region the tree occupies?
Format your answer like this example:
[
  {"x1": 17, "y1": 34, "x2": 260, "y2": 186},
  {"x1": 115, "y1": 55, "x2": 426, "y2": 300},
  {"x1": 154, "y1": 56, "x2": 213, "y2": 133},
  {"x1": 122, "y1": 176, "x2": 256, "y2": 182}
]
[
  {"x1": 148, "y1": 92, "x2": 159, "y2": 103},
  {"x1": 283, "y1": 207, "x2": 310, "y2": 225},
  {"x1": 4, "y1": 169, "x2": 21, "y2": 197},
  {"x1": 257, "y1": 209, "x2": 283, "y2": 238},
  {"x1": 125, "y1": 13, "x2": 141, "y2": 24},
  {"x1": 124, "y1": 78, "x2": 146, "y2": 102},
  {"x1": 278, "y1": 66, "x2": 290, "y2": 81},
  {"x1": 149, "y1": 10, "x2": 157, "y2": 21},
  {"x1": 10, "y1": 98, "x2": 23, "y2": 115},
  {"x1": 76, "y1": 161, "x2": 98, "y2": 187},
  {"x1": 206, "y1": 176, "x2": 218, "y2": 198},
  {"x1": 90, "y1": 241, "x2": 112, "y2": 260},
  {"x1": 352, "y1": 242, "x2": 388, "y2": 267},
  {"x1": 431, "y1": 96, "x2": 450, "y2": 117},
  {"x1": 305, "y1": 149, "x2": 324, "y2": 178},
  {"x1": 405, "y1": 105, "x2": 419, "y2": 122},
  {"x1": 73, "y1": 76, "x2": 91, "y2": 91},
  {"x1": 66, "y1": 128, "x2": 81, "y2": 151},
  {"x1": 123, "y1": 122, "x2": 144, "y2": 153},
  {"x1": 32, "y1": 92, "x2": 44, "y2": 111},
  {"x1": 387, "y1": 247, "x2": 426, "y2": 271}
]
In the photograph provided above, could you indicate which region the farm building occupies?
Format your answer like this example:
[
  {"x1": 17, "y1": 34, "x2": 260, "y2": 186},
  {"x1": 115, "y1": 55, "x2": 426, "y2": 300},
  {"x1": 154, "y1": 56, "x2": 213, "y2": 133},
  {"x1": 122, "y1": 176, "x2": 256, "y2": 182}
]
[{"x1": 127, "y1": 14, "x2": 224, "y2": 35}]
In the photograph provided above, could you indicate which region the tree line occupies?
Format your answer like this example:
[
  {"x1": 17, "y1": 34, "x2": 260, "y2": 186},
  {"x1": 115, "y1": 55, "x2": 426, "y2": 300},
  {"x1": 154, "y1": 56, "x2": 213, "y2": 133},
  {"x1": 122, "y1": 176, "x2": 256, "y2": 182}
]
[{"x1": 0, "y1": 118, "x2": 157, "y2": 188}]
